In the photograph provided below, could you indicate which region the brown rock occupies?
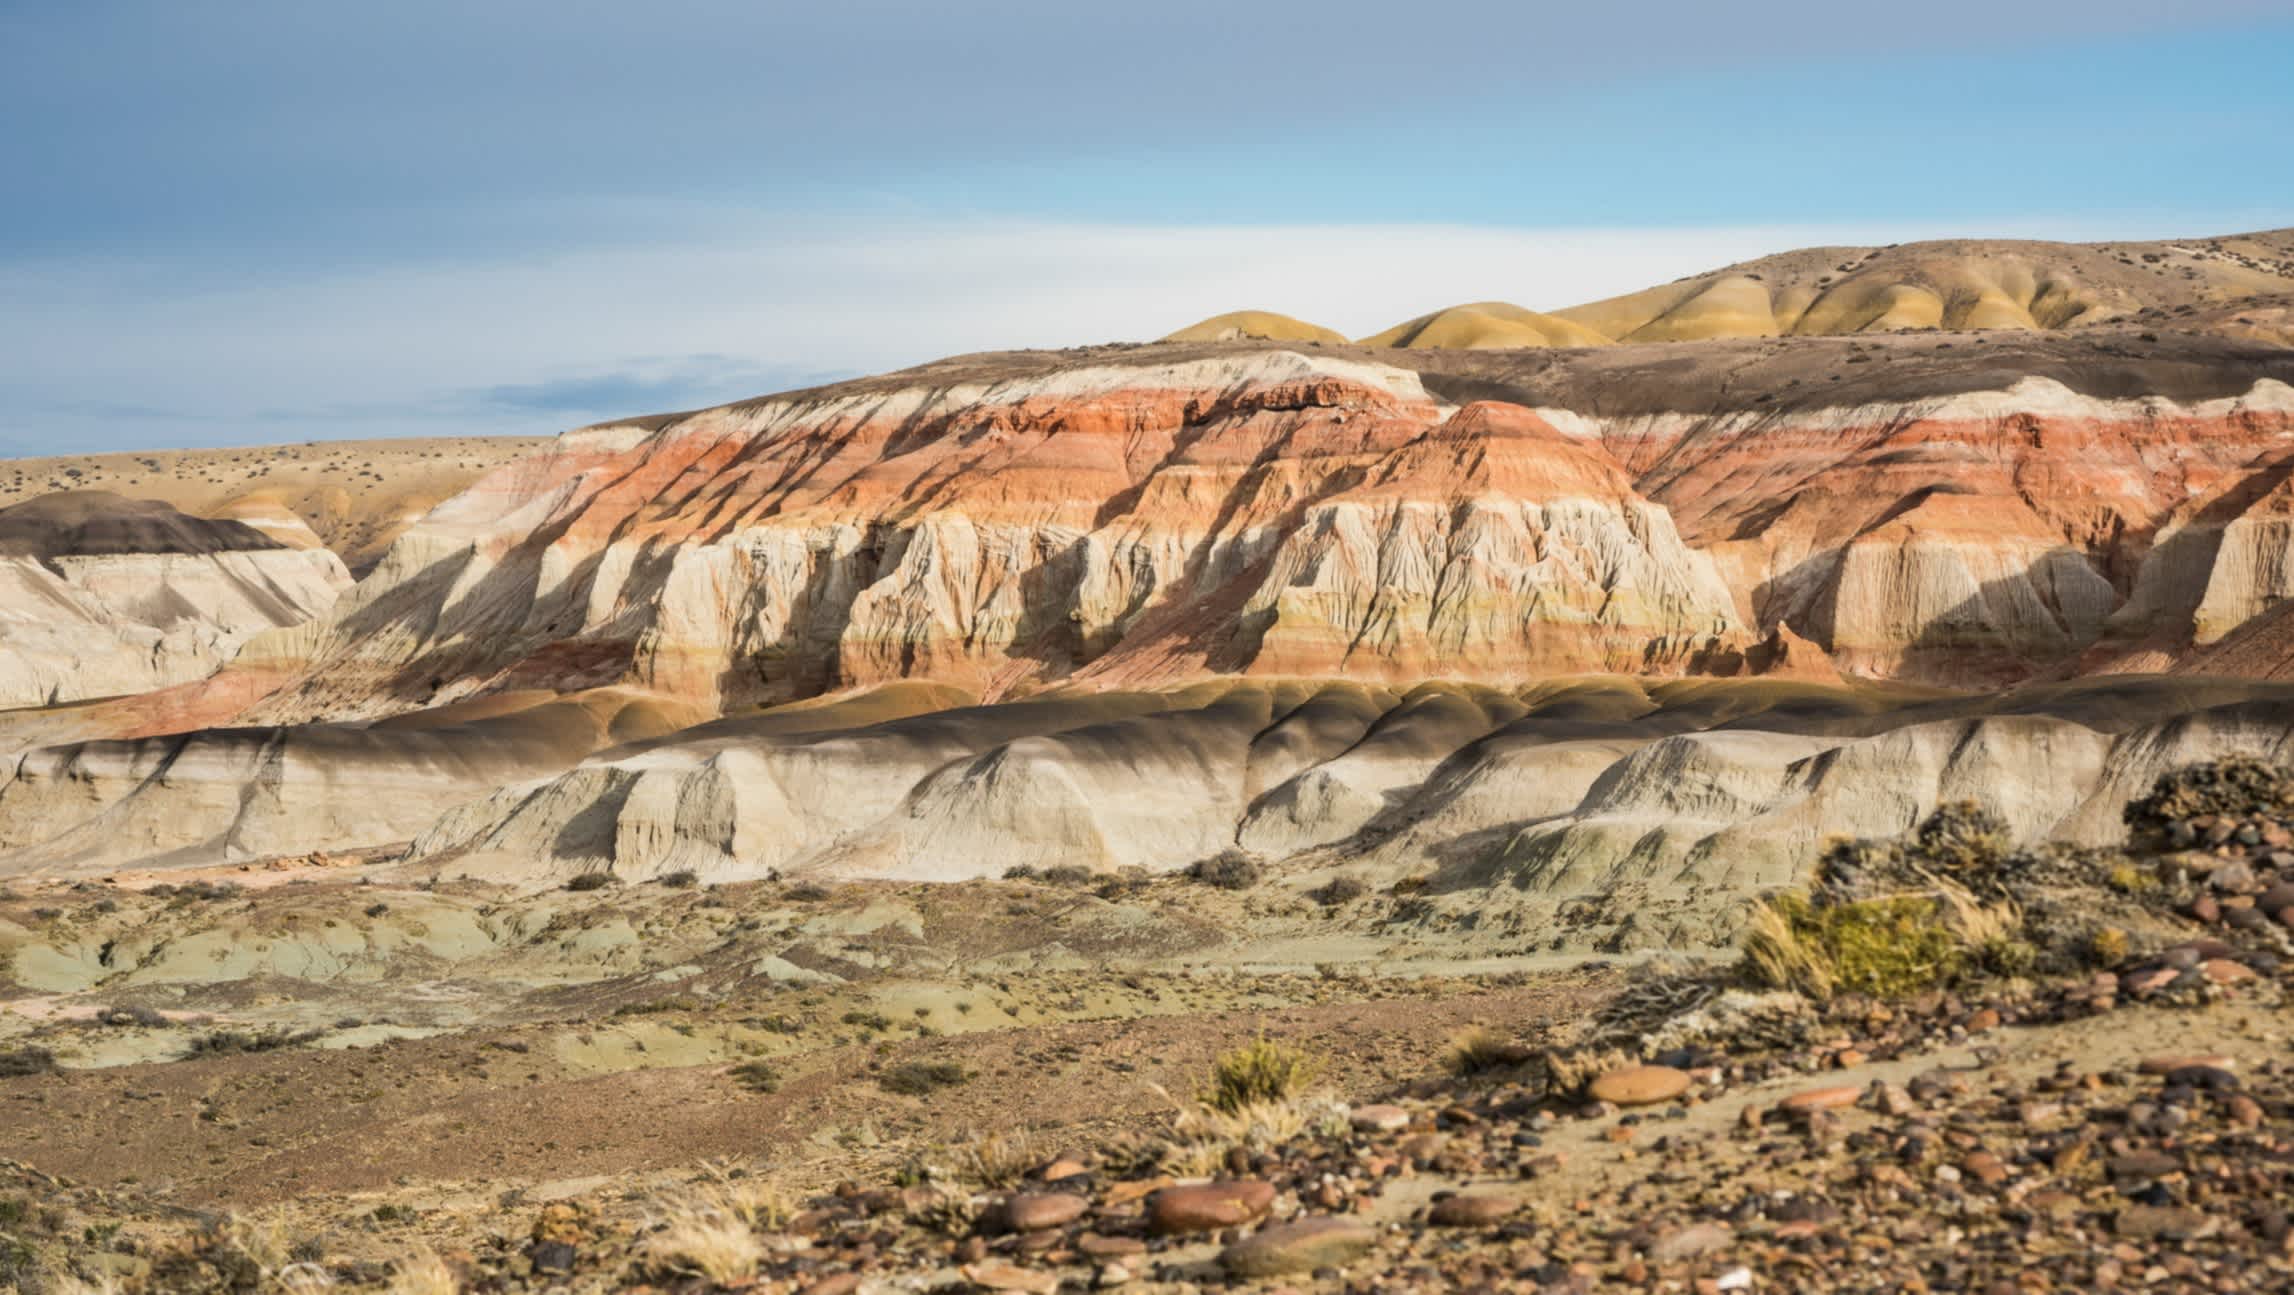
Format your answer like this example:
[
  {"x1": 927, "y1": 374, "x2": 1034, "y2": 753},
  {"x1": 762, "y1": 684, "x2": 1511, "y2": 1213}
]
[
  {"x1": 2115, "y1": 1206, "x2": 2216, "y2": 1241},
  {"x1": 1778, "y1": 1085, "x2": 1862, "y2": 1115},
  {"x1": 1650, "y1": 1221, "x2": 1734, "y2": 1262},
  {"x1": 1962, "y1": 1151, "x2": 2008, "y2": 1186},
  {"x1": 2124, "y1": 967, "x2": 2180, "y2": 996},
  {"x1": 1147, "y1": 1180, "x2": 1275, "y2": 1235},
  {"x1": 1076, "y1": 1232, "x2": 1147, "y2": 1259},
  {"x1": 1349, "y1": 1103, "x2": 1410, "y2": 1133},
  {"x1": 1870, "y1": 1082, "x2": 1918, "y2": 1117},
  {"x1": 1586, "y1": 1065, "x2": 1692, "y2": 1107},
  {"x1": 1102, "y1": 1177, "x2": 1172, "y2": 1206},
  {"x1": 2201, "y1": 958, "x2": 2256, "y2": 984},
  {"x1": 2139, "y1": 1054, "x2": 2235, "y2": 1075},
  {"x1": 1002, "y1": 1193, "x2": 1089, "y2": 1232},
  {"x1": 1398, "y1": 1132, "x2": 1448, "y2": 1162},
  {"x1": 962, "y1": 1260, "x2": 1060, "y2": 1294},
  {"x1": 1219, "y1": 1217, "x2": 1377, "y2": 1278},
  {"x1": 1428, "y1": 1193, "x2": 1520, "y2": 1227}
]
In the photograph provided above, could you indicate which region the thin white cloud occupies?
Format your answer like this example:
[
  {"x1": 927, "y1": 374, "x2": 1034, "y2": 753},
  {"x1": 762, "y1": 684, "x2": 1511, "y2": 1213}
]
[{"x1": 0, "y1": 212, "x2": 2224, "y2": 454}]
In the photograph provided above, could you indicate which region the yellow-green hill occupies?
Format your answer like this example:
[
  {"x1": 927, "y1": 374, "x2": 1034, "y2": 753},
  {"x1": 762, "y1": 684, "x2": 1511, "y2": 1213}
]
[
  {"x1": 1161, "y1": 310, "x2": 1349, "y2": 345},
  {"x1": 1357, "y1": 302, "x2": 1612, "y2": 350}
]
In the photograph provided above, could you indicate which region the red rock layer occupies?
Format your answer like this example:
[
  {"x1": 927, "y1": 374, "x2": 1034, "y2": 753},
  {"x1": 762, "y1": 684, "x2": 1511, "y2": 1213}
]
[{"x1": 110, "y1": 356, "x2": 2294, "y2": 732}]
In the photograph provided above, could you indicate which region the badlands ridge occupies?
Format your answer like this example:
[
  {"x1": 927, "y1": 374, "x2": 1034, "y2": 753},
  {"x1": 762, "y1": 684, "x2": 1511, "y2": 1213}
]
[{"x1": 8, "y1": 231, "x2": 2294, "y2": 950}]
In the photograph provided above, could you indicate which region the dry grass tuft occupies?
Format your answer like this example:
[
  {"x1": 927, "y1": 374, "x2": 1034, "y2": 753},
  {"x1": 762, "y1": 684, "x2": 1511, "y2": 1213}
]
[
  {"x1": 641, "y1": 1194, "x2": 765, "y2": 1284},
  {"x1": 1442, "y1": 1025, "x2": 1521, "y2": 1077},
  {"x1": 954, "y1": 1127, "x2": 1041, "y2": 1189},
  {"x1": 383, "y1": 1247, "x2": 459, "y2": 1295},
  {"x1": 692, "y1": 1161, "x2": 794, "y2": 1232}
]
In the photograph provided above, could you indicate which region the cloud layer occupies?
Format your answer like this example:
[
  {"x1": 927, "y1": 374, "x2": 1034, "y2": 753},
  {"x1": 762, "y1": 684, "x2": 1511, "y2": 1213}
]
[{"x1": 0, "y1": 214, "x2": 2238, "y2": 455}]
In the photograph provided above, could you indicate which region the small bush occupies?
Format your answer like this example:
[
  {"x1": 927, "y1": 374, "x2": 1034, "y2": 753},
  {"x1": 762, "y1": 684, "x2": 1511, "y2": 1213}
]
[
  {"x1": 566, "y1": 871, "x2": 618, "y2": 892},
  {"x1": 1002, "y1": 865, "x2": 1038, "y2": 881},
  {"x1": 364, "y1": 901, "x2": 391, "y2": 918},
  {"x1": 2085, "y1": 926, "x2": 2132, "y2": 967},
  {"x1": 185, "y1": 1027, "x2": 323, "y2": 1058},
  {"x1": 2124, "y1": 756, "x2": 2294, "y2": 831},
  {"x1": 880, "y1": 1060, "x2": 968, "y2": 1096},
  {"x1": 1443, "y1": 1025, "x2": 1525, "y2": 1077},
  {"x1": 659, "y1": 870, "x2": 699, "y2": 889},
  {"x1": 1202, "y1": 1037, "x2": 1318, "y2": 1114},
  {"x1": 841, "y1": 1010, "x2": 893, "y2": 1032},
  {"x1": 1742, "y1": 893, "x2": 1963, "y2": 1000},
  {"x1": 784, "y1": 882, "x2": 834, "y2": 902},
  {"x1": 1185, "y1": 851, "x2": 1263, "y2": 891},
  {"x1": 1912, "y1": 801, "x2": 2014, "y2": 872},
  {"x1": 2105, "y1": 862, "x2": 2157, "y2": 894},
  {"x1": 730, "y1": 1060, "x2": 780, "y2": 1093},
  {"x1": 613, "y1": 997, "x2": 700, "y2": 1017},
  {"x1": 0, "y1": 1047, "x2": 57, "y2": 1078},
  {"x1": 1036, "y1": 866, "x2": 1095, "y2": 887},
  {"x1": 98, "y1": 1004, "x2": 169, "y2": 1028},
  {"x1": 1312, "y1": 875, "x2": 1368, "y2": 907}
]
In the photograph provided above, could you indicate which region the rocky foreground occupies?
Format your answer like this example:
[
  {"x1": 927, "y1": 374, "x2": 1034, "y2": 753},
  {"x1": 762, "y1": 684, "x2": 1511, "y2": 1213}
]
[{"x1": 6, "y1": 762, "x2": 2294, "y2": 1293}]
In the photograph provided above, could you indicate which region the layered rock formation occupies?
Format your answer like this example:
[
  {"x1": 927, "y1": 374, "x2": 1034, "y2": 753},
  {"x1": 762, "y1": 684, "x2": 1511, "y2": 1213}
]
[
  {"x1": 0, "y1": 492, "x2": 349, "y2": 708},
  {"x1": 12, "y1": 230, "x2": 2294, "y2": 915},
  {"x1": 183, "y1": 351, "x2": 1752, "y2": 733}
]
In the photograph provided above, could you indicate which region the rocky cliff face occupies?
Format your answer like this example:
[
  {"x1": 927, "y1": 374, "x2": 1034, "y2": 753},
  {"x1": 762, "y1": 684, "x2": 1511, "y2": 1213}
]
[
  {"x1": 211, "y1": 351, "x2": 1754, "y2": 728},
  {"x1": 187, "y1": 337, "x2": 2294, "y2": 729},
  {"x1": 14, "y1": 324, "x2": 2294, "y2": 913}
]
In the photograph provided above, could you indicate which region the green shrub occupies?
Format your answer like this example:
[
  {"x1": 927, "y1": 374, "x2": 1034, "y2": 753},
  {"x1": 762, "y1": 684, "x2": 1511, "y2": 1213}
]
[
  {"x1": 1185, "y1": 852, "x2": 1263, "y2": 891},
  {"x1": 184, "y1": 1027, "x2": 323, "y2": 1058},
  {"x1": 1742, "y1": 893, "x2": 1964, "y2": 1000},
  {"x1": 1202, "y1": 1037, "x2": 1318, "y2": 1113},
  {"x1": 879, "y1": 1061, "x2": 968, "y2": 1096},
  {"x1": 565, "y1": 871, "x2": 617, "y2": 892},
  {"x1": 1312, "y1": 875, "x2": 1369, "y2": 907},
  {"x1": 731, "y1": 1060, "x2": 780, "y2": 1093},
  {"x1": 0, "y1": 1047, "x2": 57, "y2": 1078}
]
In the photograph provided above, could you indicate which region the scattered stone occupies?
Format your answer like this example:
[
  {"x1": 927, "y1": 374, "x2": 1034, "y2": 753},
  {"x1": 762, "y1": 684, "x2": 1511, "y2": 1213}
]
[
  {"x1": 1350, "y1": 1103, "x2": 1410, "y2": 1133},
  {"x1": 1428, "y1": 1193, "x2": 1519, "y2": 1227},
  {"x1": 2114, "y1": 1206, "x2": 2217, "y2": 1242},
  {"x1": 1650, "y1": 1221, "x2": 1733, "y2": 1262},
  {"x1": 1220, "y1": 1217, "x2": 1378, "y2": 1278},
  {"x1": 2140, "y1": 1054, "x2": 2235, "y2": 1075},
  {"x1": 1002, "y1": 1192, "x2": 1089, "y2": 1232},
  {"x1": 1778, "y1": 1085, "x2": 1861, "y2": 1115},
  {"x1": 1147, "y1": 1180, "x2": 1275, "y2": 1235},
  {"x1": 962, "y1": 1260, "x2": 1060, "y2": 1293},
  {"x1": 1587, "y1": 1065, "x2": 1692, "y2": 1107}
]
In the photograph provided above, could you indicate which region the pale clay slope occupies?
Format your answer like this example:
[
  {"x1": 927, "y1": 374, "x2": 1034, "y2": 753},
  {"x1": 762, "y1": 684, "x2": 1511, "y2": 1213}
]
[
  {"x1": 291, "y1": 674, "x2": 2294, "y2": 957},
  {"x1": 0, "y1": 547, "x2": 348, "y2": 707}
]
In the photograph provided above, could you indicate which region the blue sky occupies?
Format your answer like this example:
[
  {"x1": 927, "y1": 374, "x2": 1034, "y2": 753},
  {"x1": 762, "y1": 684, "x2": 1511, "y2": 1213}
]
[{"x1": 2, "y1": 1, "x2": 2291, "y2": 455}]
